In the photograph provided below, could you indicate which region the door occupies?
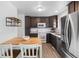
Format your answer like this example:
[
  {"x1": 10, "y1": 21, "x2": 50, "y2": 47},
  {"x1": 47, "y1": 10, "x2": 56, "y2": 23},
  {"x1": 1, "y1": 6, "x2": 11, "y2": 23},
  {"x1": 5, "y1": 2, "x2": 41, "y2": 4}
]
[
  {"x1": 64, "y1": 17, "x2": 72, "y2": 49},
  {"x1": 64, "y1": 12, "x2": 78, "y2": 57},
  {"x1": 64, "y1": 16, "x2": 71, "y2": 49},
  {"x1": 61, "y1": 16, "x2": 66, "y2": 35},
  {"x1": 25, "y1": 16, "x2": 30, "y2": 36}
]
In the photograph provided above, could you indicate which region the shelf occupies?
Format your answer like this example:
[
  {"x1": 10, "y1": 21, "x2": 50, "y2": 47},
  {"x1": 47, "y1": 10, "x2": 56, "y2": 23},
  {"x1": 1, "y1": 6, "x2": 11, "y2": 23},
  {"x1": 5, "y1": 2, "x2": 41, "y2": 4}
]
[{"x1": 6, "y1": 17, "x2": 21, "y2": 27}]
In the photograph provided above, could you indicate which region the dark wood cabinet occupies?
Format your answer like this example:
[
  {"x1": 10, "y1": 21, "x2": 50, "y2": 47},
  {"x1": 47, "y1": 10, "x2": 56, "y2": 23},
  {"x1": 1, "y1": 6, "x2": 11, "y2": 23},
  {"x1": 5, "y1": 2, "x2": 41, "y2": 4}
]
[
  {"x1": 78, "y1": 2, "x2": 79, "y2": 11},
  {"x1": 75, "y1": 1, "x2": 78, "y2": 11},
  {"x1": 25, "y1": 16, "x2": 58, "y2": 28},
  {"x1": 68, "y1": 1, "x2": 75, "y2": 13},
  {"x1": 25, "y1": 16, "x2": 30, "y2": 36},
  {"x1": 30, "y1": 17, "x2": 38, "y2": 27},
  {"x1": 25, "y1": 16, "x2": 58, "y2": 36},
  {"x1": 68, "y1": 1, "x2": 79, "y2": 14},
  {"x1": 46, "y1": 33, "x2": 65, "y2": 57},
  {"x1": 46, "y1": 33, "x2": 57, "y2": 49},
  {"x1": 40, "y1": 17, "x2": 49, "y2": 27},
  {"x1": 47, "y1": 33, "x2": 62, "y2": 50},
  {"x1": 75, "y1": 1, "x2": 79, "y2": 12},
  {"x1": 30, "y1": 17, "x2": 49, "y2": 27},
  {"x1": 49, "y1": 16, "x2": 58, "y2": 29},
  {"x1": 30, "y1": 33, "x2": 38, "y2": 37},
  {"x1": 46, "y1": 33, "x2": 52, "y2": 43},
  {"x1": 51, "y1": 35, "x2": 57, "y2": 49}
]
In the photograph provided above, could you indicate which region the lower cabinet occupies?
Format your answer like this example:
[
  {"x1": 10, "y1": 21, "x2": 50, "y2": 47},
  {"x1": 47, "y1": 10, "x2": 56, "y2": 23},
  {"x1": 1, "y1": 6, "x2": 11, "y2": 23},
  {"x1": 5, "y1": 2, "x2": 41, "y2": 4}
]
[
  {"x1": 46, "y1": 33, "x2": 64, "y2": 57},
  {"x1": 46, "y1": 33, "x2": 51, "y2": 43},
  {"x1": 25, "y1": 27, "x2": 30, "y2": 36},
  {"x1": 30, "y1": 33, "x2": 38, "y2": 37},
  {"x1": 47, "y1": 33, "x2": 73, "y2": 58},
  {"x1": 46, "y1": 33, "x2": 57, "y2": 49}
]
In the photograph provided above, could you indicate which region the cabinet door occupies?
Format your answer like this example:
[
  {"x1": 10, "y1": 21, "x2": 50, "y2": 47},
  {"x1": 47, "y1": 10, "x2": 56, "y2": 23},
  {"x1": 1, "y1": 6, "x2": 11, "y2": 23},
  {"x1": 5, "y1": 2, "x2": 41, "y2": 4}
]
[
  {"x1": 25, "y1": 16, "x2": 30, "y2": 28},
  {"x1": 30, "y1": 17, "x2": 38, "y2": 27},
  {"x1": 57, "y1": 38, "x2": 62, "y2": 51},
  {"x1": 40, "y1": 17, "x2": 49, "y2": 27},
  {"x1": 49, "y1": 16, "x2": 54, "y2": 27},
  {"x1": 68, "y1": 1, "x2": 79, "y2": 13},
  {"x1": 75, "y1": 1, "x2": 79, "y2": 12},
  {"x1": 68, "y1": 2, "x2": 75, "y2": 13},
  {"x1": 46, "y1": 33, "x2": 51, "y2": 43},
  {"x1": 75, "y1": 1, "x2": 78, "y2": 11},
  {"x1": 25, "y1": 16, "x2": 30, "y2": 36},
  {"x1": 77, "y1": 1, "x2": 79, "y2": 11},
  {"x1": 52, "y1": 35, "x2": 57, "y2": 49},
  {"x1": 49, "y1": 16, "x2": 58, "y2": 29},
  {"x1": 30, "y1": 17, "x2": 49, "y2": 27},
  {"x1": 25, "y1": 27, "x2": 30, "y2": 35}
]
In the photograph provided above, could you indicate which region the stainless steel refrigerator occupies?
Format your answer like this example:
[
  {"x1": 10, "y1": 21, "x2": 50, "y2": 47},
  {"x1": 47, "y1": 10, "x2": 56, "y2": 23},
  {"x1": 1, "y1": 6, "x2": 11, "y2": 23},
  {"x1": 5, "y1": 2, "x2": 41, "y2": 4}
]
[{"x1": 63, "y1": 11, "x2": 79, "y2": 57}]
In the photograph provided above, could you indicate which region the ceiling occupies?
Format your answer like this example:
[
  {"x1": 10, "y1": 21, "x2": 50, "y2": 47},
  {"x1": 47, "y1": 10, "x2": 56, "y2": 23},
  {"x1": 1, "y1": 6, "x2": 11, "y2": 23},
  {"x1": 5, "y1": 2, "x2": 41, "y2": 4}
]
[{"x1": 11, "y1": 1, "x2": 70, "y2": 16}]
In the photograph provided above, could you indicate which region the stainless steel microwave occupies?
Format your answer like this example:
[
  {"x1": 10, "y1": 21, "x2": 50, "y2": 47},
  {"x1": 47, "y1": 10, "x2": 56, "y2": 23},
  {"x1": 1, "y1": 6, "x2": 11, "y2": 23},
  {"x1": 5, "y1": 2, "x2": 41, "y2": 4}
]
[{"x1": 37, "y1": 23, "x2": 46, "y2": 28}]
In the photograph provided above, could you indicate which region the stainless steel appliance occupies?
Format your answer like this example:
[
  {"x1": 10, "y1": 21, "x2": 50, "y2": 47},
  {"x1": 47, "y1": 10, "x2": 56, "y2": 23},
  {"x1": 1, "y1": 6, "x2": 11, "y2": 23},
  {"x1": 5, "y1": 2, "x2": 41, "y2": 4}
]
[
  {"x1": 37, "y1": 23, "x2": 51, "y2": 42},
  {"x1": 61, "y1": 16, "x2": 67, "y2": 43},
  {"x1": 61, "y1": 16, "x2": 66, "y2": 35},
  {"x1": 63, "y1": 12, "x2": 79, "y2": 57},
  {"x1": 37, "y1": 23, "x2": 46, "y2": 28}
]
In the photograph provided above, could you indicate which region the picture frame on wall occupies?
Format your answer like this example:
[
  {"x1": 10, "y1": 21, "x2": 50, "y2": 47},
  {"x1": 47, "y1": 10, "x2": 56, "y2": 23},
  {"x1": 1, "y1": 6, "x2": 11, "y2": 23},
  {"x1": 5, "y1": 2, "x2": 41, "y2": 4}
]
[{"x1": 6, "y1": 17, "x2": 21, "y2": 27}]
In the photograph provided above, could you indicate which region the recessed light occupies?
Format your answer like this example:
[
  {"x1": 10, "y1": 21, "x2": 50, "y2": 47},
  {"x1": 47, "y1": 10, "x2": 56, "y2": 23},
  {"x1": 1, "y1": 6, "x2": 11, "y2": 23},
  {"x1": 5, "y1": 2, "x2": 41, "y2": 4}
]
[
  {"x1": 55, "y1": 10, "x2": 58, "y2": 12},
  {"x1": 38, "y1": 8, "x2": 43, "y2": 12},
  {"x1": 36, "y1": 7, "x2": 45, "y2": 12},
  {"x1": 35, "y1": 4, "x2": 45, "y2": 12}
]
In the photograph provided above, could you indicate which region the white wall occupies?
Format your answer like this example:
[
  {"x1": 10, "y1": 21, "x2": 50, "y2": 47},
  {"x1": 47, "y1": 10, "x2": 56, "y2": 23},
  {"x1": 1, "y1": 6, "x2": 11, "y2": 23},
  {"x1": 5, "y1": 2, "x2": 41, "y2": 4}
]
[
  {"x1": 0, "y1": 1, "x2": 18, "y2": 43},
  {"x1": 17, "y1": 14, "x2": 25, "y2": 37},
  {"x1": 57, "y1": 6, "x2": 68, "y2": 34},
  {"x1": 16, "y1": 4, "x2": 68, "y2": 38},
  {"x1": 17, "y1": 6, "x2": 68, "y2": 37}
]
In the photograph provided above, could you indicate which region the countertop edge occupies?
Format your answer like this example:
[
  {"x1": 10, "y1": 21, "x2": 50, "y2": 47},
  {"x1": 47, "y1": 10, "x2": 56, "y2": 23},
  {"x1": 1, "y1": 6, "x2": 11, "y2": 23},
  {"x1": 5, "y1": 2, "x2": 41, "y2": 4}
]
[{"x1": 50, "y1": 32, "x2": 61, "y2": 38}]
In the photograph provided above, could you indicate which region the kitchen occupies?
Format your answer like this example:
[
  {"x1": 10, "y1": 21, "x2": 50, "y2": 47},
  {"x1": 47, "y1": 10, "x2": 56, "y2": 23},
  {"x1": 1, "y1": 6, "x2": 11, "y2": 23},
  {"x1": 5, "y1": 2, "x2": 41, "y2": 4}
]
[
  {"x1": 0, "y1": 1, "x2": 79, "y2": 58},
  {"x1": 25, "y1": 16, "x2": 57, "y2": 43},
  {"x1": 18, "y1": 1, "x2": 79, "y2": 58}
]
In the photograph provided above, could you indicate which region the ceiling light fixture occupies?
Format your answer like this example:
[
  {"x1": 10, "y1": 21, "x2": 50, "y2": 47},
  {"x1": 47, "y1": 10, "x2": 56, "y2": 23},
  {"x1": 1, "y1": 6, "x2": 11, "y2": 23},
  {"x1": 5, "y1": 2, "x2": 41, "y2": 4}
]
[
  {"x1": 55, "y1": 10, "x2": 58, "y2": 12},
  {"x1": 36, "y1": 5, "x2": 45, "y2": 12},
  {"x1": 35, "y1": 2, "x2": 45, "y2": 12}
]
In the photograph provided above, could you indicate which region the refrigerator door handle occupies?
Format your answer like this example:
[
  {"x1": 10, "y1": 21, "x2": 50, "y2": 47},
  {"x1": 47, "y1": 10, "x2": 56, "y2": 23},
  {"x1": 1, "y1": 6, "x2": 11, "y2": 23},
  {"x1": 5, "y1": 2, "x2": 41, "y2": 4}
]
[
  {"x1": 66, "y1": 18, "x2": 70, "y2": 49},
  {"x1": 64, "y1": 17, "x2": 67, "y2": 46},
  {"x1": 64, "y1": 16, "x2": 69, "y2": 49}
]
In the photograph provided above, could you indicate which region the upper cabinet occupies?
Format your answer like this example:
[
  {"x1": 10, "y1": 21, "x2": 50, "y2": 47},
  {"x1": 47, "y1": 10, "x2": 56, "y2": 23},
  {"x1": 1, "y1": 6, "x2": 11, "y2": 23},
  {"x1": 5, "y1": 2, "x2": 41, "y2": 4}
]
[
  {"x1": 25, "y1": 16, "x2": 30, "y2": 28},
  {"x1": 75, "y1": 1, "x2": 79, "y2": 11},
  {"x1": 25, "y1": 15, "x2": 58, "y2": 28},
  {"x1": 68, "y1": 1, "x2": 75, "y2": 13},
  {"x1": 25, "y1": 16, "x2": 30, "y2": 36},
  {"x1": 49, "y1": 15, "x2": 58, "y2": 29},
  {"x1": 30, "y1": 17, "x2": 49, "y2": 27},
  {"x1": 30, "y1": 17, "x2": 38, "y2": 27},
  {"x1": 68, "y1": 1, "x2": 79, "y2": 14},
  {"x1": 40, "y1": 17, "x2": 49, "y2": 27}
]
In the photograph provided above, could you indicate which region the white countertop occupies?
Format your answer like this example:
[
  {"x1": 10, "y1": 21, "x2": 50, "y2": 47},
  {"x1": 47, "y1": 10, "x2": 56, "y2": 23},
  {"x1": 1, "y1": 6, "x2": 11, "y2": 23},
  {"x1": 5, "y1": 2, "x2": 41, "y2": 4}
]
[
  {"x1": 30, "y1": 28, "x2": 52, "y2": 33},
  {"x1": 50, "y1": 32, "x2": 61, "y2": 38}
]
